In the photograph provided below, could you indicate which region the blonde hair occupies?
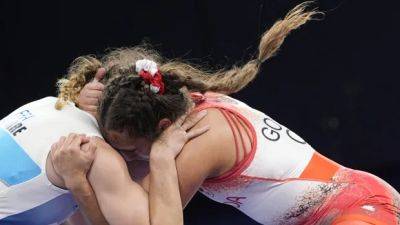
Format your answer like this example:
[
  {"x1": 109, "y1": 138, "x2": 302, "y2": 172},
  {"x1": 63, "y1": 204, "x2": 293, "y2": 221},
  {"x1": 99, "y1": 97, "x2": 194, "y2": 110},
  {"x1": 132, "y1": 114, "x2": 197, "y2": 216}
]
[
  {"x1": 55, "y1": 56, "x2": 101, "y2": 109},
  {"x1": 56, "y1": 1, "x2": 321, "y2": 109}
]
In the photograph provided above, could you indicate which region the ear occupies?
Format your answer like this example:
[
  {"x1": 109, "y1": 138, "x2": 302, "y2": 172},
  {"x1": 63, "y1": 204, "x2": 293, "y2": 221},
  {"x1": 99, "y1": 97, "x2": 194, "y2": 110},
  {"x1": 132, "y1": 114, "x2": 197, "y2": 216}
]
[{"x1": 158, "y1": 118, "x2": 172, "y2": 131}]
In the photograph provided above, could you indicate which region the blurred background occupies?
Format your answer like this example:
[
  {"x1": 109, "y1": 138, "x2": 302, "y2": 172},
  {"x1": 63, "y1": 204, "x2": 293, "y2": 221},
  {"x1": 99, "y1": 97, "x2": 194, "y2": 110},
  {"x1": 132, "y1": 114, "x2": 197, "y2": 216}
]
[{"x1": 1, "y1": 0, "x2": 399, "y2": 224}]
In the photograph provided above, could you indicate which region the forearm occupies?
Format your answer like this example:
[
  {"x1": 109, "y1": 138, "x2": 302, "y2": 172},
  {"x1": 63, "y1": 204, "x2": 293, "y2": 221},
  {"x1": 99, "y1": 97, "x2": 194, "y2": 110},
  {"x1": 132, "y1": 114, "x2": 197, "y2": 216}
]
[
  {"x1": 66, "y1": 176, "x2": 109, "y2": 225},
  {"x1": 149, "y1": 155, "x2": 183, "y2": 225}
]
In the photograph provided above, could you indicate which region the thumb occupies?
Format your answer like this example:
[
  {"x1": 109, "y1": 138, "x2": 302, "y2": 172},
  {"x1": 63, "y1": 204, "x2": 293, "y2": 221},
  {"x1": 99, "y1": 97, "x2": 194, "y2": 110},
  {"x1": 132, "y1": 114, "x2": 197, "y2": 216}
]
[
  {"x1": 85, "y1": 142, "x2": 97, "y2": 158},
  {"x1": 94, "y1": 68, "x2": 106, "y2": 82},
  {"x1": 84, "y1": 139, "x2": 97, "y2": 153}
]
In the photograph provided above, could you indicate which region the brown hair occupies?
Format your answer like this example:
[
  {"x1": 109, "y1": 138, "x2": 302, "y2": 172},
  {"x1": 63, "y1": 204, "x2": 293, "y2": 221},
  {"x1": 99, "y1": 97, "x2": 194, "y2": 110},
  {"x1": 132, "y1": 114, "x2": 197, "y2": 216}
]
[{"x1": 56, "y1": 2, "x2": 321, "y2": 139}]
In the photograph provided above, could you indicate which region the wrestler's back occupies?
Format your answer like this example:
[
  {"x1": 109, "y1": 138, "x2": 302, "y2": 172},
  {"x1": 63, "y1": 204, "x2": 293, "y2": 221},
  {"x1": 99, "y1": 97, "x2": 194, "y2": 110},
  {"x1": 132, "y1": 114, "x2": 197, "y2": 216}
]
[{"x1": 0, "y1": 97, "x2": 101, "y2": 225}]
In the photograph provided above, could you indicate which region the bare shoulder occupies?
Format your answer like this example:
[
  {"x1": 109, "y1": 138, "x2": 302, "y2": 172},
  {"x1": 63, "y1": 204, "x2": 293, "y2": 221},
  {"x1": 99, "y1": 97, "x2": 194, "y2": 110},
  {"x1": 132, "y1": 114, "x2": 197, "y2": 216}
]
[
  {"x1": 180, "y1": 108, "x2": 236, "y2": 177},
  {"x1": 85, "y1": 138, "x2": 150, "y2": 225},
  {"x1": 189, "y1": 108, "x2": 233, "y2": 146},
  {"x1": 87, "y1": 137, "x2": 131, "y2": 189},
  {"x1": 90, "y1": 137, "x2": 127, "y2": 170}
]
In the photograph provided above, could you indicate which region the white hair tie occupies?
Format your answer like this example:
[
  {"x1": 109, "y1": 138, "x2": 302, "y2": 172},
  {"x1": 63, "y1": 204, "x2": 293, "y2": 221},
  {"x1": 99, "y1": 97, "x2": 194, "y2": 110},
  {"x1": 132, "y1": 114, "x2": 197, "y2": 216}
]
[
  {"x1": 135, "y1": 59, "x2": 158, "y2": 76},
  {"x1": 135, "y1": 59, "x2": 165, "y2": 94}
]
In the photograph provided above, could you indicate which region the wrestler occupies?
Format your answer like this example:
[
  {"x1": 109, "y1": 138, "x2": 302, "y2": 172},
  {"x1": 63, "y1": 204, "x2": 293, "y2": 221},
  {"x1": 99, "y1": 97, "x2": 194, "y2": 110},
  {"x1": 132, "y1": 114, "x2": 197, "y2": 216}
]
[
  {"x1": 54, "y1": 2, "x2": 400, "y2": 225},
  {"x1": 0, "y1": 72, "x2": 208, "y2": 225}
]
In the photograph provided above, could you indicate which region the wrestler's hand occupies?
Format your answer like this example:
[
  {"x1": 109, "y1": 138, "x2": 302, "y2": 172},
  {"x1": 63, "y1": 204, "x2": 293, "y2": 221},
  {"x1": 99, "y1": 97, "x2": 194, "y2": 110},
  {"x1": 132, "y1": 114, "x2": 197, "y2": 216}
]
[
  {"x1": 77, "y1": 68, "x2": 106, "y2": 118},
  {"x1": 50, "y1": 133, "x2": 96, "y2": 188},
  {"x1": 151, "y1": 110, "x2": 209, "y2": 159}
]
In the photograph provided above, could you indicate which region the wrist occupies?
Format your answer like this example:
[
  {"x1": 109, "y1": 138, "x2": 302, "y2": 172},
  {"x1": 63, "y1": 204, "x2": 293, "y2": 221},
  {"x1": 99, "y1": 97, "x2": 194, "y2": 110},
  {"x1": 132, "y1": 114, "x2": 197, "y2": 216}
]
[
  {"x1": 150, "y1": 144, "x2": 176, "y2": 159},
  {"x1": 150, "y1": 153, "x2": 176, "y2": 170},
  {"x1": 64, "y1": 174, "x2": 88, "y2": 192}
]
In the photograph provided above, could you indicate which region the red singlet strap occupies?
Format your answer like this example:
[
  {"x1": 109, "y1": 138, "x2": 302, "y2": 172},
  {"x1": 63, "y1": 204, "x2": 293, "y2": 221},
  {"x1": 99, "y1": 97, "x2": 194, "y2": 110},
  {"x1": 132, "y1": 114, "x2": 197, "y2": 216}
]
[
  {"x1": 227, "y1": 111, "x2": 249, "y2": 165},
  {"x1": 220, "y1": 109, "x2": 241, "y2": 166}
]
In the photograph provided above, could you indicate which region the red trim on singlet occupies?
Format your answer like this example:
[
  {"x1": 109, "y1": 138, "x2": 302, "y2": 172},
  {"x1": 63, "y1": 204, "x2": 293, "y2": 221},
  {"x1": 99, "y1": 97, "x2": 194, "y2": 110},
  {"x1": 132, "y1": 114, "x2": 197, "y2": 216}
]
[
  {"x1": 229, "y1": 112, "x2": 248, "y2": 166},
  {"x1": 192, "y1": 92, "x2": 342, "y2": 184},
  {"x1": 220, "y1": 109, "x2": 241, "y2": 166},
  {"x1": 192, "y1": 93, "x2": 257, "y2": 184}
]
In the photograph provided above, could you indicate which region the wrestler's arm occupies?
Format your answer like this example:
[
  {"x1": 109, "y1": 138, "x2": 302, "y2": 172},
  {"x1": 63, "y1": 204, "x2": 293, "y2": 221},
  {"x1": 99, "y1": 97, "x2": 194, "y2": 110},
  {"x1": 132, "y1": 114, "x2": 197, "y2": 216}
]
[
  {"x1": 89, "y1": 112, "x2": 209, "y2": 225},
  {"x1": 56, "y1": 124, "x2": 204, "y2": 225},
  {"x1": 50, "y1": 135, "x2": 109, "y2": 225},
  {"x1": 86, "y1": 139, "x2": 151, "y2": 225},
  {"x1": 53, "y1": 136, "x2": 181, "y2": 225},
  {"x1": 61, "y1": 137, "x2": 182, "y2": 225},
  {"x1": 65, "y1": 176, "x2": 107, "y2": 225},
  {"x1": 140, "y1": 109, "x2": 232, "y2": 208}
]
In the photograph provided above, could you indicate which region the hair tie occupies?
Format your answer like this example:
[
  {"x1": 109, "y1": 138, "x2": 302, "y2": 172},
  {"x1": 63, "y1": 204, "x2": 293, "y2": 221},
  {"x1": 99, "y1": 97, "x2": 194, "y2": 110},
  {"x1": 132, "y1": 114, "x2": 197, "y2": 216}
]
[{"x1": 135, "y1": 59, "x2": 165, "y2": 94}]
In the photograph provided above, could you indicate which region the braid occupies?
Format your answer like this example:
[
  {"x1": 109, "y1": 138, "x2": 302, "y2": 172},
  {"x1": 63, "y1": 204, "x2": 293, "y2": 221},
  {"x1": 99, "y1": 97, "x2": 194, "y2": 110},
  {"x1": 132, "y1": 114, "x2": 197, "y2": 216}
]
[
  {"x1": 99, "y1": 73, "x2": 189, "y2": 140},
  {"x1": 159, "y1": 1, "x2": 321, "y2": 94},
  {"x1": 77, "y1": 2, "x2": 321, "y2": 140}
]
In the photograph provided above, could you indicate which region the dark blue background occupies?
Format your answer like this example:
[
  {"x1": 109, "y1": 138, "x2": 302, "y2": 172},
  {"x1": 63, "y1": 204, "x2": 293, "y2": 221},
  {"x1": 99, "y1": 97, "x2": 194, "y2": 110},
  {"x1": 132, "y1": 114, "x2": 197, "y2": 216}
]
[{"x1": 1, "y1": 1, "x2": 399, "y2": 224}]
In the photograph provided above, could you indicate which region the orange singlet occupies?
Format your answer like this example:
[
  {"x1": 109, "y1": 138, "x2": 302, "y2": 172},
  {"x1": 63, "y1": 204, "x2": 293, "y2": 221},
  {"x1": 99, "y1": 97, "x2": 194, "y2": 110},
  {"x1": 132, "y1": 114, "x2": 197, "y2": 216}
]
[{"x1": 192, "y1": 92, "x2": 400, "y2": 225}]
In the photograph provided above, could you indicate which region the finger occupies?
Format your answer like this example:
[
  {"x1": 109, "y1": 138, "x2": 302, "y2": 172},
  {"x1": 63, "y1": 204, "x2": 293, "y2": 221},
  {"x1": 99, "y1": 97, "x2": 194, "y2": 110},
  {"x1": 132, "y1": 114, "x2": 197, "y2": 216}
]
[
  {"x1": 50, "y1": 142, "x2": 58, "y2": 152},
  {"x1": 50, "y1": 137, "x2": 64, "y2": 163},
  {"x1": 56, "y1": 137, "x2": 66, "y2": 151},
  {"x1": 67, "y1": 133, "x2": 79, "y2": 146},
  {"x1": 181, "y1": 110, "x2": 208, "y2": 131},
  {"x1": 69, "y1": 134, "x2": 85, "y2": 148},
  {"x1": 186, "y1": 125, "x2": 210, "y2": 140},
  {"x1": 93, "y1": 68, "x2": 106, "y2": 82},
  {"x1": 86, "y1": 82, "x2": 104, "y2": 91},
  {"x1": 175, "y1": 112, "x2": 189, "y2": 127},
  {"x1": 65, "y1": 133, "x2": 78, "y2": 146},
  {"x1": 49, "y1": 147, "x2": 57, "y2": 168},
  {"x1": 79, "y1": 134, "x2": 90, "y2": 145},
  {"x1": 80, "y1": 97, "x2": 100, "y2": 106},
  {"x1": 57, "y1": 136, "x2": 67, "y2": 146},
  {"x1": 85, "y1": 142, "x2": 97, "y2": 158},
  {"x1": 82, "y1": 90, "x2": 103, "y2": 98},
  {"x1": 54, "y1": 139, "x2": 62, "y2": 149}
]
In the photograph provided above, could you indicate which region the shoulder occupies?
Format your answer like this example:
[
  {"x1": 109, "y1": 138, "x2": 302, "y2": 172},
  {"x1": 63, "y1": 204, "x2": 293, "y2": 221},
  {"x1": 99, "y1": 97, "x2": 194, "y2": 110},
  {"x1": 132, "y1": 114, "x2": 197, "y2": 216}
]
[
  {"x1": 178, "y1": 108, "x2": 236, "y2": 177},
  {"x1": 85, "y1": 138, "x2": 150, "y2": 225},
  {"x1": 87, "y1": 137, "x2": 131, "y2": 189},
  {"x1": 191, "y1": 108, "x2": 232, "y2": 144},
  {"x1": 90, "y1": 137, "x2": 127, "y2": 173}
]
